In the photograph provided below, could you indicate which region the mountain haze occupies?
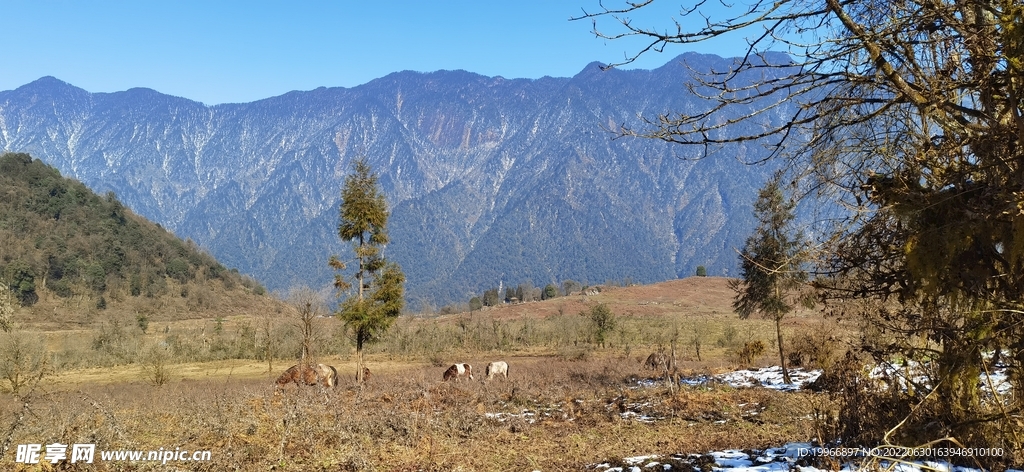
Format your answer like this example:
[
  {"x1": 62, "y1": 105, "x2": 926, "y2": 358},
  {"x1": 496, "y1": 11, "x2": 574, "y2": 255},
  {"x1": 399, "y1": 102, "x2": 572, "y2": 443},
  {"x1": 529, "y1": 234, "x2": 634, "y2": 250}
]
[{"x1": 0, "y1": 53, "x2": 794, "y2": 305}]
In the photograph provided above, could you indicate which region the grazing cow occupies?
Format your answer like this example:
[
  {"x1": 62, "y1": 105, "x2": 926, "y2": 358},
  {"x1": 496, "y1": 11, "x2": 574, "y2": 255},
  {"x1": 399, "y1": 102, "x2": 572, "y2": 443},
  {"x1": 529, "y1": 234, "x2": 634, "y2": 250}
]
[
  {"x1": 644, "y1": 352, "x2": 668, "y2": 371},
  {"x1": 316, "y1": 363, "x2": 339, "y2": 387},
  {"x1": 276, "y1": 363, "x2": 337, "y2": 388},
  {"x1": 356, "y1": 367, "x2": 372, "y2": 382},
  {"x1": 443, "y1": 363, "x2": 473, "y2": 382},
  {"x1": 484, "y1": 361, "x2": 509, "y2": 380}
]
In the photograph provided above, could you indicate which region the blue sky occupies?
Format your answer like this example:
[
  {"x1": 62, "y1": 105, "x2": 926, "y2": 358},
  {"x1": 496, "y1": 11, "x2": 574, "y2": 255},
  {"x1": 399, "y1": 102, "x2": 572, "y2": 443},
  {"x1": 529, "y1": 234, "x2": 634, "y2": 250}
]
[{"x1": 2, "y1": 1, "x2": 752, "y2": 105}]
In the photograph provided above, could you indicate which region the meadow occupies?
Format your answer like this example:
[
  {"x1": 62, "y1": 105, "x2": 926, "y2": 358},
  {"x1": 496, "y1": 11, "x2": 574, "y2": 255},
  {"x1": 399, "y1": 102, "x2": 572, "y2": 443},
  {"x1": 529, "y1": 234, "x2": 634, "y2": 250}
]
[{"x1": 0, "y1": 278, "x2": 910, "y2": 471}]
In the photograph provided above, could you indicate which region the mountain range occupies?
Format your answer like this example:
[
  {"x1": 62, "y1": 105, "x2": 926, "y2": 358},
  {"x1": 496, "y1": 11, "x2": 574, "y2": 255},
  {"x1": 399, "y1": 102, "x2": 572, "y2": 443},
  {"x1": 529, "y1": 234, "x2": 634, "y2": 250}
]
[{"x1": 0, "y1": 52, "x2": 794, "y2": 307}]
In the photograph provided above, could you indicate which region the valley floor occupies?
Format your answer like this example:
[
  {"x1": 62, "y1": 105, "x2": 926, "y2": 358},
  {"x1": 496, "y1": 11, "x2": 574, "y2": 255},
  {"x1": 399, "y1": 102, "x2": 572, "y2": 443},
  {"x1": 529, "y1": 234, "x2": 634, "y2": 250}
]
[{"x1": 4, "y1": 355, "x2": 1018, "y2": 471}]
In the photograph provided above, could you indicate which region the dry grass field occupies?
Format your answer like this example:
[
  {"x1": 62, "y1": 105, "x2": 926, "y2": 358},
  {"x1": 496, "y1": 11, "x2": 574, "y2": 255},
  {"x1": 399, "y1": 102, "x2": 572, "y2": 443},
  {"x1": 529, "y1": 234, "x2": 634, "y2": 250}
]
[
  {"x1": 2, "y1": 356, "x2": 826, "y2": 471},
  {"x1": 1, "y1": 277, "x2": 859, "y2": 471}
]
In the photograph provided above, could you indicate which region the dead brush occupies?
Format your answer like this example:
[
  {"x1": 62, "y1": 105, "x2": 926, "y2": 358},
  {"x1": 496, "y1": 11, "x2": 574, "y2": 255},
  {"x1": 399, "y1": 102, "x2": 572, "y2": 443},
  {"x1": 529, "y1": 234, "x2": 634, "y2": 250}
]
[{"x1": 0, "y1": 349, "x2": 830, "y2": 471}]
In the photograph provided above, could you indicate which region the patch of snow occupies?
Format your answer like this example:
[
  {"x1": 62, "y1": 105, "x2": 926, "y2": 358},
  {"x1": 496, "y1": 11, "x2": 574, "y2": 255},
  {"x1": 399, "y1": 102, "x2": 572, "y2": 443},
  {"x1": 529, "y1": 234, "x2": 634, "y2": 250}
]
[
  {"x1": 592, "y1": 442, "x2": 1021, "y2": 471},
  {"x1": 647, "y1": 366, "x2": 821, "y2": 391},
  {"x1": 868, "y1": 360, "x2": 1013, "y2": 399},
  {"x1": 652, "y1": 362, "x2": 1011, "y2": 397},
  {"x1": 716, "y1": 366, "x2": 822, "y2": 391}
]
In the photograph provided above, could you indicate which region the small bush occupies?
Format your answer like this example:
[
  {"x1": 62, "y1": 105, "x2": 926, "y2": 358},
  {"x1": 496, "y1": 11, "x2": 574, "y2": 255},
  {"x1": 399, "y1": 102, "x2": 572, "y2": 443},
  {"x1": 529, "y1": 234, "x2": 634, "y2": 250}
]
[
  {"x1": 716, "y1": 325, "x2": 738, "y2": 347},
  {"x1": 735, "y1": 340, "x2": 765, "y2": 365},
  {"x1": 0, "y1": 331, "x2": 49, "y2": 394},
  {"x1": 142, "y1": 343, "x2": 173, "y2": 386},
  {"x1": 46, "y1": 278, "x2": 74, "y2": 298},
  {"x1": 787, "y1": 327, "x2": 842, "y2": 369}
]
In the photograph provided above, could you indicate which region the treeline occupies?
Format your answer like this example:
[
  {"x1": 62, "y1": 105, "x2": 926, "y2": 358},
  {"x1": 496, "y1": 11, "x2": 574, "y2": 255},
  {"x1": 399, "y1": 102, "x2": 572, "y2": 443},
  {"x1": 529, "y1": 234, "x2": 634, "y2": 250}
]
[
  {"x1": 442, "y1": 279, "x2": 625, "y2": 314},
  {"x1": 0, "y1": 152, "x2": 264, "y2": 308}
]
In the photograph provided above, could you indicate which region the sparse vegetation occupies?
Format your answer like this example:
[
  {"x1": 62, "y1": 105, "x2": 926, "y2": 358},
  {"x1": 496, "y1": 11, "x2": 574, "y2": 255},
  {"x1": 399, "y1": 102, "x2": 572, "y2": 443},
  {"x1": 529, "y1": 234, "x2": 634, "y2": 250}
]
[
  {"x1": 3, "y1": 275, "x2": 1019, "y2": 469},
  {"x1": 0, "y1": 353, "x2": 824, "y2": 471}
]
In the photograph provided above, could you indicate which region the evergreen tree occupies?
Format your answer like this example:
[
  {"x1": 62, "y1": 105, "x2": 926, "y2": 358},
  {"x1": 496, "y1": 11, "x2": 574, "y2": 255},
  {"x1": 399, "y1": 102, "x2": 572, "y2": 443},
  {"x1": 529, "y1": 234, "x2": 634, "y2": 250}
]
[
  {"x1": 731, "y1": 174, "x2": 807, "y2": 384},
  {"x1": 5, "y1": 261, "x2": 37, "y2": 306},
  {"x1": 542, "y1": 284, "x2": 559, "y2": 300},
  {"x1": 330, "y1": 158, "x2": 404, "y2": 384},
  {"x1": 482, "y1": 288, "x2": 500, "y2": 307}
]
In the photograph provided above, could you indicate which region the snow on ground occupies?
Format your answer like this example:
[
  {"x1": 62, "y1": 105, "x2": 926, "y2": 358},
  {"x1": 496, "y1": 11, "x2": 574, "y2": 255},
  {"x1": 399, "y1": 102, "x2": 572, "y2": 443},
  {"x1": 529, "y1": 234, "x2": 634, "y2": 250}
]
[
  {"x1": 489, "y1": 365, "x2": 1016, "y2": 471},
  {"x1": 650, "y1": 363, "x2": 1012, "y2": 398},
  {"x1": 592, "y1": 442, "x2": 1022, "y2": 471},
  {"x1": 868, "y1": 361, "x2": 1013, "y2": 398},
  {"x1": 598, "y1": 365, "x2": 1018, "y2": 471},
  {"x1": 709, "y1": 366, "x2": 822, "y2": 391},
  {"x1": 633, "y1": 365, "x2": 822, "y2": 391}
]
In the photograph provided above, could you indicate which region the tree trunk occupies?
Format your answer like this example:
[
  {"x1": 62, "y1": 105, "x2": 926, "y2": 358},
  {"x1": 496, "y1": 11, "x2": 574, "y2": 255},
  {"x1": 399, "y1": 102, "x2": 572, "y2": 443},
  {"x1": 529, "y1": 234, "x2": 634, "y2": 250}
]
[
  {"x1": 355, "y1": 332, "x2": 365, "y2": 386},
  {"x1": 776, "y1": 316, "x2": 791, "y2": 384},
  {"x1": 668, "y1": 339, "x2": 678, "y2": 392},
  {"x1": 357, "y1": 234, "x2": 365, "y2": 302}
]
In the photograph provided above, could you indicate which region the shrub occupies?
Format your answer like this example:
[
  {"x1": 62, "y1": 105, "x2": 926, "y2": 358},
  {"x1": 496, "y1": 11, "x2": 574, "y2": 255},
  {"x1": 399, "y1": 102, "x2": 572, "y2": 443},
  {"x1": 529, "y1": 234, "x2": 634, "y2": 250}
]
[
  {"x1": 46, "y1": 278, "x2": 73, "y2": 298},
  {"x1": 542, "y1": 284, "x2": 559, "y2": 300},
  {"x1": 735, "y1": 340, "x2": 765, "y2": 365},
  {"x1": 0, "y1": 331, "x2": 49, "y2": 395},
  {"x1": 585, "y1": 303, "x2": 616, "y2": 348},
  {"x1": 142, "y1": 343, "x2": 173, "y2": 386},
  {"x1": 787, "y1": 326, "x2": 843, "y2": 369},
  {"x1": 716, "y1": 325, "x2": 738, "y2": 347}
]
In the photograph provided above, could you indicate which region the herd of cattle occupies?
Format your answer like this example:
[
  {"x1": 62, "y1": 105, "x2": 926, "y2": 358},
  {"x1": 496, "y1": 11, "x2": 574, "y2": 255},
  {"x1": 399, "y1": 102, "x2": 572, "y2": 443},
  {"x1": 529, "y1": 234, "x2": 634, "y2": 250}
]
[
  {"x1": 275, "y1": 353, "x2": 670, "y2": 389},
  {"x1": 274, "y1": 361, "x2": 510, "y2": 389}
]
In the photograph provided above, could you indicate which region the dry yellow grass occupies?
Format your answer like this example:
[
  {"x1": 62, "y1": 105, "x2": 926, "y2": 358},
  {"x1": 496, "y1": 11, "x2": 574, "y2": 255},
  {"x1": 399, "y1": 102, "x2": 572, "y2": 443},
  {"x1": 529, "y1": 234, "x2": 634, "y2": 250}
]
[
  {"x1": 2, "y1": 354, "x2": 823, "y2": 471},
  {"x1": 1, "y1": 277, "x2": 863, "y2": 470}
]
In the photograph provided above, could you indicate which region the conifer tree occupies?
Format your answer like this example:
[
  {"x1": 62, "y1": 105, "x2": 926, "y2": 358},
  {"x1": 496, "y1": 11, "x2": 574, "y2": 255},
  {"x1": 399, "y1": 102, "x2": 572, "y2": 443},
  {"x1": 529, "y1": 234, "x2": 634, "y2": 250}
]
[
  {"x1": 329, "y1": 158, "x2": 404, "y2": 384},
  {"x1": 731, "y1": 174, "x2": 807, "y2": 384}
]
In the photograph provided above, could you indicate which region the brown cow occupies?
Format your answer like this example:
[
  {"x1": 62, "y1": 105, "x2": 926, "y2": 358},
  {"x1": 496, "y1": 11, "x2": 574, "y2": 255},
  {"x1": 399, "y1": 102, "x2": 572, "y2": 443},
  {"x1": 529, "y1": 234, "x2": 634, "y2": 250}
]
[
  {"x1": 443, "y1": 363, "x2": 473, "y2": 382},
  {"x1": 644, "y1": 352, "x2": 668, "y2": 371},
  {"x1": 276, "y1": 363, "x2": 337, "y2": 388}
]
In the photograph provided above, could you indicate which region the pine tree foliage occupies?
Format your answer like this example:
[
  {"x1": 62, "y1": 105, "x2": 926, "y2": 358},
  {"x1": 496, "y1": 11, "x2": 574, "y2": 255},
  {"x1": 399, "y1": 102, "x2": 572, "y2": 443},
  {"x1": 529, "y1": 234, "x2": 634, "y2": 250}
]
[
  {"x1": 330, "y1": 158, "x2": 404, "y2": 383},
  {"x1": 732, "y1": 174, "x2": 807, "y2": 384}
]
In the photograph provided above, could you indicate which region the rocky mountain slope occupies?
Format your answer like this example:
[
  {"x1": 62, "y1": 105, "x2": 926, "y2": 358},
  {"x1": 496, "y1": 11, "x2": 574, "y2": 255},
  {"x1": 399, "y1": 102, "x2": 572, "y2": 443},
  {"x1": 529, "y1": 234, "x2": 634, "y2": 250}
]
[{"x1": 0, "y1": 53, "x2": 795, "y2": 305}]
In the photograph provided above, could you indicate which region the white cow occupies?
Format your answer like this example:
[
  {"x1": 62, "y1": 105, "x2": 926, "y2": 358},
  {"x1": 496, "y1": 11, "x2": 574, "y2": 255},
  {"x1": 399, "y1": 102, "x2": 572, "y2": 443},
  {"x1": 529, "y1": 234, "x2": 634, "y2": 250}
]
[{"x1": 484, "y1": 361, "x2": 509, "y2": 380}]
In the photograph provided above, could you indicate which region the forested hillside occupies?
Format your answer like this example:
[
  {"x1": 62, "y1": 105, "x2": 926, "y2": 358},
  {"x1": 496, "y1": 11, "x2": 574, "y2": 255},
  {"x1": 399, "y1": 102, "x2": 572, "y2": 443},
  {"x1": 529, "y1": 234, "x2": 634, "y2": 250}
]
[{"x1": 0, "y1": 152, "x2": 265, "y2": 320}]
